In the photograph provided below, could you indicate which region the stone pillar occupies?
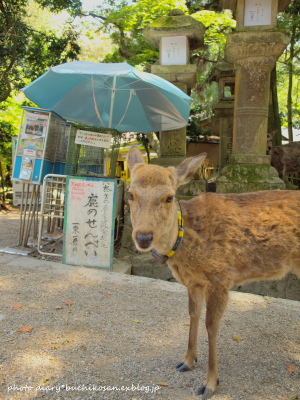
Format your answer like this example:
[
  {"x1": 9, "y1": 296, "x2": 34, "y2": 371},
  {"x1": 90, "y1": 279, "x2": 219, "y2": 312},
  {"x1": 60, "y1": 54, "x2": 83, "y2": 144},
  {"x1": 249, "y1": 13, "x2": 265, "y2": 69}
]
[
  {"x1": 229, "y1": 32, "x2": 288, "y2": 155},
  {"x1": 160, "y1": 127, "x2": 187, "y2": 157},
  {"x1": 216, "y1": 31, "x2": 290, "y2": 193}
]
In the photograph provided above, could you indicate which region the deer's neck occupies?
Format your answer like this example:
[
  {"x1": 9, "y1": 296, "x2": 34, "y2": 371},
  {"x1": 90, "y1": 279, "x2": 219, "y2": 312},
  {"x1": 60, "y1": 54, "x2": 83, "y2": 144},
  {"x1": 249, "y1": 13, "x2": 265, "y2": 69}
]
[{"x1": 151, "y1": 210, "x2": 184, "y2": 264}]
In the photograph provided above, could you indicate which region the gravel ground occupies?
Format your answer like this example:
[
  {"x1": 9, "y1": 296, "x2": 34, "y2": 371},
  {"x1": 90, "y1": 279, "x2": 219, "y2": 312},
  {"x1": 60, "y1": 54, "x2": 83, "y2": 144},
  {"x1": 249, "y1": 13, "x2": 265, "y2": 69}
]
[
  {"x1": 0, "y1": 206, "x2": 66, "y2": 260},
  {"x1": 0, "y1": 207, "x2": 21, "y2": 249},
  {"x1": 0, "y1": 208, "x2": 299, "y2": 400}
]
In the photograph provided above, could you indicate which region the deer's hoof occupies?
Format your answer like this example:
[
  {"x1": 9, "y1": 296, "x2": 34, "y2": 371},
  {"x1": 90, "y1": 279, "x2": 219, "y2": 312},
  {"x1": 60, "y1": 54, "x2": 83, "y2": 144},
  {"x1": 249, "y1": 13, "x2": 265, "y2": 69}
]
[
  {"x1": 196, "y1": 379, "x2": 219, "y2": 399},
  {"x1": 175, "y1": 362, "x2": 191, "y2": 372},
  {"x1": 196, "y1": 385, "x2": 213, "y2": 399}
]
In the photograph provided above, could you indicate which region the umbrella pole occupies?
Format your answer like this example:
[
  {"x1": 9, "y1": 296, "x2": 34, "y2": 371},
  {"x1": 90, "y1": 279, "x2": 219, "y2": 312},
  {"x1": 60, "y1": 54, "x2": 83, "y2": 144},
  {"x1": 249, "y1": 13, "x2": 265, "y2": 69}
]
[
  {"x1": 108, "y1": 75, "x2": 116, "y2": 129},
  {"x1": 91, "y1": 76, "x2": 105, "y2": 127}
]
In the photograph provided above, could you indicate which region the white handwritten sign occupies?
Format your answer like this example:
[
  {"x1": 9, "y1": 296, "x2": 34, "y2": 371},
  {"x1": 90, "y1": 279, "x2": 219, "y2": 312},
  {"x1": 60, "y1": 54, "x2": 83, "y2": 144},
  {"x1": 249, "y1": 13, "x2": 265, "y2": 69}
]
[
  {"x1": 75, "y1": 129, "x2": 112, "y2": 148},
  {"x1": 244, "y1": 0, "x2": 272, "y2": 26},
  {"x1": 161, "y1": 36, "x2": 188, "y2": 65},
  {"x1": 63, "y1": 177, "x2": 116, "y2": 269}
]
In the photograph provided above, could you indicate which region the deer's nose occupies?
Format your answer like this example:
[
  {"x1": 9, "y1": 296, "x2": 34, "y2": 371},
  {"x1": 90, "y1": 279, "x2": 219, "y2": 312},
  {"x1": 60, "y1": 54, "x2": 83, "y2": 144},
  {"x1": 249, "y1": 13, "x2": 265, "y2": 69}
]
[{"x1": 136, "y1": 232, "x2": 153, "y2": 249}]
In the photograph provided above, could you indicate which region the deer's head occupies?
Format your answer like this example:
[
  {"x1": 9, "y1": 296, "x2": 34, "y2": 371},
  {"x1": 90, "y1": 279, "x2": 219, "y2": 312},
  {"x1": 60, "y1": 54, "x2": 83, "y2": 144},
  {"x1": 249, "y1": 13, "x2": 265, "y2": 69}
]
[{"x1": 126, "y1": 146, "x2": 206, "y2": 256}]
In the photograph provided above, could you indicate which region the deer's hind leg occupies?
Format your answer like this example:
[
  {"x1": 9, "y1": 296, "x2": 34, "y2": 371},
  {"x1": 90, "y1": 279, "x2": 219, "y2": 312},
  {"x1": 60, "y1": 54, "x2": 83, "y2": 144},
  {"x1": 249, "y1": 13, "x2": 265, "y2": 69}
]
[
  {"x1": 196, "y1": 288, "x2": 229, "y2": 399},
  {"x1": 176, "y1": 285, "x2": 204, "y2": 372}
]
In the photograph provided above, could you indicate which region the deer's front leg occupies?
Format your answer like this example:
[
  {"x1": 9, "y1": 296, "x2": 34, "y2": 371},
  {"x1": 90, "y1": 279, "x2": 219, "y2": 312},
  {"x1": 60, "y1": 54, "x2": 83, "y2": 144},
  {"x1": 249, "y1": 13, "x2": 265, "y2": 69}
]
[
  {"x1": 196, "y1": 289, "x2": 229, "y2": 399},
  {"x1": 176, "y1": 286, "x2": 204, "y2": 372}
]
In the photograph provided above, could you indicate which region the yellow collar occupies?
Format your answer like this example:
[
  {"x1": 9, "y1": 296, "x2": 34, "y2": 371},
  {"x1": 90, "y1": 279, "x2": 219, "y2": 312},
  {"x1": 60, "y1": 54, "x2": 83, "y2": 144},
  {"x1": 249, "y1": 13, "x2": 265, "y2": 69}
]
[{"x1": 151, "y1": 211, "x2": 184, "y2": 264}]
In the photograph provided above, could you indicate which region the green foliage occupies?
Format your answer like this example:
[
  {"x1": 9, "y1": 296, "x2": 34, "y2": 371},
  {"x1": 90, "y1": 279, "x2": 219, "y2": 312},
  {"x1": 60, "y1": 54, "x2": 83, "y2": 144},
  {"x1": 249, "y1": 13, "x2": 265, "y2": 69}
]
[
  {"x1": 186, "y1": 0, "x2": 221, "y2": 13},
  {"x1": 0, "y1": 0, "x2": 81, "y2": 189},
  {"x1": 190, "y1": 10, "x2": 234, "y2": 126},
  {"x1": 0, "y1": 93, "x2": 27, "y2": 185},
  {"x1": 0, "y1": 1, "x2": 26, "y2": 101},
  {"x1": 114, "y1": 0, "x2": 188, "y2": 30},
  {"x1": 103, "y1": 34, "x2": 158, "y2": 66},
  {"x1": 86, "y1": 1, "x2": 235, "y2": 120},
  {"x1": 0, "y1": 0, "x2": 81, "y2": 100},
  {"x1": 186, "y1": 115, "x2": 204, "y2": 139},
  {"x1": 277, "y1": 59, "x2": 300, "y2": 129},
  {"x1": 23, "y1": 28, "x2": 80, "y2": 82},
  {"x1": 79, "y1": 34, "x2": 115, "y2": 62},
  {"x1": 277, "y1": 0, "x2": 300, "y2": 40},
  {"x1": 277, "y1": 0, "x2": 300, "y2": 132},
  {"x1": 35, "y1": 0, "x2": 82, "y2": 15},
  {"x1": 0, "y1": 121, "x2": 15, "y2": 164},
  {"x1": 0, "y1": 95, "x2": 23, "y2": 134},
  {"x1": 187, "y1": 84, "x2": 217, "y2": 139},
  {"x1": 191, "y1": 10, "x2": 235, "y2": 66},
  {"x1": 87, "y1": 0, "x2": 187, "y2": 65}
]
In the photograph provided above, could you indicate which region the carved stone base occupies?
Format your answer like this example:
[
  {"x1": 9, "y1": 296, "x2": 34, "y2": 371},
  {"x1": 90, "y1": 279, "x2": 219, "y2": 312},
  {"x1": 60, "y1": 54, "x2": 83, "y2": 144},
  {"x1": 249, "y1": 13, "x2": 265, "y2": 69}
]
[
  {"x1": 216, "y1": 160, "x2": 285, "y2": 193},
  {"x1": 150, "y1": 156, "x2": 186, "y2": 167},
  {"x1": 176, "y1": 179, "x2": 206, "y2": 199}
]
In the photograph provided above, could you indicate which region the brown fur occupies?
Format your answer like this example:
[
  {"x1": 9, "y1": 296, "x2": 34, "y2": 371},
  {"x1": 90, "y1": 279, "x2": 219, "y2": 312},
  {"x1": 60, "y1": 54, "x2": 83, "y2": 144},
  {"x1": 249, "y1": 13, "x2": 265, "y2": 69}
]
[
  {"x1": 269, "y1": 141, "x2": 300, "y2": 179},
  {"x1": 127, "y1": 146, "x2": 300, "y2": 399}
]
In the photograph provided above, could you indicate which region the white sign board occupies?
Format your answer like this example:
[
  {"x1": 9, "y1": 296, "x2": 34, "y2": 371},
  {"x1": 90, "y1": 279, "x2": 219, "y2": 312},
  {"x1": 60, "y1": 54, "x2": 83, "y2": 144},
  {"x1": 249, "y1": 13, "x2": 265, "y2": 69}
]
[
  {"x1": 244, "y1": 0, "x2": 272, "y2": 26},
  {"x1": 75, "y1": 129, "x2": 112, "y2": 148},
  {"x1": 63, "y1": 177, "x2": 116, "y2": 269},
  {"x1": 161, "y1": 36, "x2": 188, "y2": 65}
]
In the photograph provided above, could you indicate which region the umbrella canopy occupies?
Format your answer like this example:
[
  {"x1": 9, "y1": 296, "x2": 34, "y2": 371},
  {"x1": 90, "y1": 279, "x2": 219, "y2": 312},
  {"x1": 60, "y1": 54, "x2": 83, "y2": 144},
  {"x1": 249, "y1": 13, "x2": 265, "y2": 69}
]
[{"x1": 21, "y1": 61, "x2": 192, "y2": 133}]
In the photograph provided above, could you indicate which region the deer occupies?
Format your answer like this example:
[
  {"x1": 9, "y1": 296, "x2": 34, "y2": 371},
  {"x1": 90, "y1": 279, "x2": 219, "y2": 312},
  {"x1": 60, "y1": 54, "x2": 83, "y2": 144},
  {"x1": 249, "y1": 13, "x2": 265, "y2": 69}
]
[
  {"x1": 266, "y1": 130, "x2": 300, "y2": 180},
  {"x1": 126, "y1": 146, "x2": 300, "y2": 399},
  {"x1": 269, "y1": 141, "x2": 300, "y2": 179}
]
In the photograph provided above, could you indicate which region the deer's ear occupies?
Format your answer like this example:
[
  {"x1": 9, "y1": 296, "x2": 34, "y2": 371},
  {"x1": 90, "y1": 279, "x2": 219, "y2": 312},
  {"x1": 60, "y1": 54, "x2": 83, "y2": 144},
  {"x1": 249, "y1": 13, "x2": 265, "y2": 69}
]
[
  {"x1": 174, "y1": 153, "x2": 207, "y2": 187},
  {"x1": 127, "y1": 146, "x2": 145, "y2": 172}
]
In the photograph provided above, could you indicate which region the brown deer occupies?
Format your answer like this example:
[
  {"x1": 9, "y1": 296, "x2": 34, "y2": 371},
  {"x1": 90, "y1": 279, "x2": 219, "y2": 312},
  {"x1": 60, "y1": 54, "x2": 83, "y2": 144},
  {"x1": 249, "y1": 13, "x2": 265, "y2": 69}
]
[
  {"x1": 126, "y1": 146, "x2": 300, "y2": 399},
  {"x1": 269, "y1": 141, "x2": 300, "y2": 179}
]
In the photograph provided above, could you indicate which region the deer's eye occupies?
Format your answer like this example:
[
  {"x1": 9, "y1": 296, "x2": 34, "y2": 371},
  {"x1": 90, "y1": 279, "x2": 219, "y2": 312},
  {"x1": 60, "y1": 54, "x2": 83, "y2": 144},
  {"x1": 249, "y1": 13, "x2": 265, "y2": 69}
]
[
  {"x1": 166, "y1": 195, "x2": 174, "y2": 203},
  {"x1": 127, "y1": 192, "x2": 134, "y2": 201}
]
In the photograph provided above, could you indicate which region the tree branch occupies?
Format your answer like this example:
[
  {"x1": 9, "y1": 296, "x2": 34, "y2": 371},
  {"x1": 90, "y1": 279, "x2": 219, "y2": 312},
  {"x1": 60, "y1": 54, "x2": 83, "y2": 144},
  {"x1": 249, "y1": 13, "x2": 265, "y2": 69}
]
[{"x1": 85, "y1": 12, "x2": 107, "y2": 21}]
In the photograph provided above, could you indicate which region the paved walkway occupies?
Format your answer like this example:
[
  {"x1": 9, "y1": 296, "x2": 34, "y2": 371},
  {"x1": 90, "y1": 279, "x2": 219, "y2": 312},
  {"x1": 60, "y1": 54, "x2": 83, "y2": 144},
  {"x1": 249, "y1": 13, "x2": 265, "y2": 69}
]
[{"x1": 0, "y1": 252, "x2": 299, "y2": 400}]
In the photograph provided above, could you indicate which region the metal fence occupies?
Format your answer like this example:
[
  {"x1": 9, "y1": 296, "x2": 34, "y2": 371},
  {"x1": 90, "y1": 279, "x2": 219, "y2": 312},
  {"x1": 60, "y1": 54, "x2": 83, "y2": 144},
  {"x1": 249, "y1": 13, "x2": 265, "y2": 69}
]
[{"x1": 38, "y1": 174, "x2": 66, "y2": 256}]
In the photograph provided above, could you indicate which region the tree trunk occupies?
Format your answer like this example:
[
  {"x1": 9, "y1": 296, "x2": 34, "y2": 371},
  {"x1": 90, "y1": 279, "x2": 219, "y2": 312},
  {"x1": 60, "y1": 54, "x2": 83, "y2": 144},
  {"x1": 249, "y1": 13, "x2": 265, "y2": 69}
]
[
  {"x1": 287, "y1": 26, "x2": 295, "y2": 142},
  {"x1": 0, "y1": 157, "x2": 9, "y2": 210},
  {"x1": 0, "y1": 157, "x2": 5, "y2": 203},
  {"x1": 268, "y1": 64, "x2": 282, "y2": 146}
]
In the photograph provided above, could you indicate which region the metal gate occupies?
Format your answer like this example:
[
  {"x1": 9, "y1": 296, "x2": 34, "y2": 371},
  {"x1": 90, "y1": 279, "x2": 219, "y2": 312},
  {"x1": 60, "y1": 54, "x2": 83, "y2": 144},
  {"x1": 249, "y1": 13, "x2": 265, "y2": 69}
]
[{"x1": 38, "y1": 174, "x2": 66, "y2": 256}]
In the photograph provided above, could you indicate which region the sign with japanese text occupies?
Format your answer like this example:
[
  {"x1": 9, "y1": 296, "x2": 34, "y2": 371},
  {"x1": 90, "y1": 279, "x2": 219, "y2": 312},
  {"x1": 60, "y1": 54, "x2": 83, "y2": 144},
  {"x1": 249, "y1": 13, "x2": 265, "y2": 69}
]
[
  {"x1": 75, "y1": 129, "x2": 112, "y2": 148},
  {"x1": 161, "y1": 36, "x2": 188, "y2": 65},
  {"x1": 244, "y1": 0, "x2": 272, "y2": 26},
  {"x1": 63, "y1": 177, "x2": 116, "y2": 269}
]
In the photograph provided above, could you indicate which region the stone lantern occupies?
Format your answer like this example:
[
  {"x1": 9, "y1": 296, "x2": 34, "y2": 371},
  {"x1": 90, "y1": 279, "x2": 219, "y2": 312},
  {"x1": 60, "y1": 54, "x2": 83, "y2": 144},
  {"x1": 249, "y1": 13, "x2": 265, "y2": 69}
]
[
  {"x1": 212, "y1": 63, "x2": 235, "y2": 169},
  {"x1": 216, "y1": 0, "x2": 290, "y2": 193},
  {"x1": 143, "y1": 9, "x2": 205, "y2": 170}
]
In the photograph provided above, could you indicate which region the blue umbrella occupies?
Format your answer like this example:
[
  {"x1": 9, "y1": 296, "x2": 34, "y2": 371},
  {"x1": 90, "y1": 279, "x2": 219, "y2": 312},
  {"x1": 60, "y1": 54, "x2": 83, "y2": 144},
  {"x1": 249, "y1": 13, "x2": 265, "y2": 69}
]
[{"x1": 22, "y1": 61, "x2": 191, "y2": 133}]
